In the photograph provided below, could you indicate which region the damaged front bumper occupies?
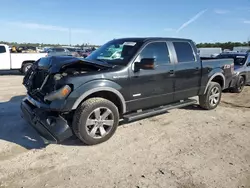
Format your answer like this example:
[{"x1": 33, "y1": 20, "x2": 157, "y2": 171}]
[{"x1": 20, "y1": 95, "x2": 73, "y2": 143}]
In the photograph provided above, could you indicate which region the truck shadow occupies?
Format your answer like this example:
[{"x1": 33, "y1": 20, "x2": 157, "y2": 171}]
[
  {"x1": 0, "y1": 95, "x2": 46, "y2": 150},
  {"x1": 61, "y1": 111, "x2": 170, "y2": 146},
  {"x1": 0, "y1": 94, "x2": 193, "y2": 148},
  {"x1": 0, "y1": 70, "x2": 23, "y2": 76},
  {"x1": 180, "y1": 104, "x2": 205, "y2": 111}
]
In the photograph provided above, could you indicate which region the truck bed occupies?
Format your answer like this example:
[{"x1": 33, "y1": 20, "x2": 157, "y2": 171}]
[
  {"x1": 201, "y1": 58, "x2": 234, "y2": 90},
  {"x1": 10, "y1": 53, "x2": 47, "y2": 69}
]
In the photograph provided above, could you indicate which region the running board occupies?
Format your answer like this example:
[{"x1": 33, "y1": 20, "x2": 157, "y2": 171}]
[{"x1": 123, "y1": 99, "x2": 197, "y2": 123}]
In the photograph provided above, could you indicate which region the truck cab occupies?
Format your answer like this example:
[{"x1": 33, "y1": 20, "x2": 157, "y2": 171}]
[{"x1": 0, "y1": 44, "x2": 11, "y2": 70}]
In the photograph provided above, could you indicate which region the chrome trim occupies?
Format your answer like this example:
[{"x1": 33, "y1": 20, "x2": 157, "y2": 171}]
[{"x1": 39, "y1": 74, "x2": 49, "y2": 90}]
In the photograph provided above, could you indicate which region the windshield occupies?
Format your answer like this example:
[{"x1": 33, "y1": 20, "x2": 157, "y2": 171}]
[
  {"x1": 86, "y1": 39, "x2": 142, "y2": 66},
  {"x1": 216, "y1": 54, "x2": 247, "y2": 66}
]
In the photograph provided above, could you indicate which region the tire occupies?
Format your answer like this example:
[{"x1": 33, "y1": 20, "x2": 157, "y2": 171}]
[
  {"x1": 199, "y1": 81, "x2": 222, "y2": 110},
  {"x1": 72, "y1": 97, "x2": 119, "y2": 145},
  {"x1": 21, "y1": 63, "x2": 33, "y2": 74},
  {"x1": 232, "y1": 76, "x2": 245, "y2": 93}
]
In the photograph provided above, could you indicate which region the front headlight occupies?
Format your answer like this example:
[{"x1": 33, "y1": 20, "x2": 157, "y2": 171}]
[{"x1": 44, "y1": 85, "x2": 72, "y2": 101}]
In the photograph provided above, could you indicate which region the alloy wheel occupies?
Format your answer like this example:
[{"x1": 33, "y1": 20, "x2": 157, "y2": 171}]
[
  {"x1": 209, "y1": 86, "x2": 220, "y2": 106},
  {"x1": 85, "y1": 107, "x2": 114, "y2": 139},
  {"x1": 237, "y1": 77, "x2": 245, "y2": 92}
]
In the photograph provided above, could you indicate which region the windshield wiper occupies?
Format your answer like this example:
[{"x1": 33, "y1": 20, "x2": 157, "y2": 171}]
[{"x1": 96, "y1": 59, "x2": 107, "y2": 63}]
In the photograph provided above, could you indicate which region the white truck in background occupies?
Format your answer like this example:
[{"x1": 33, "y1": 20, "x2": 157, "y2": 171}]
[
  {"x1": 197, "y1": 47, "x2": 222, "y2": 58},
  {"x1": 0, "y1": 44, "x2": 47, "y2": 74}
]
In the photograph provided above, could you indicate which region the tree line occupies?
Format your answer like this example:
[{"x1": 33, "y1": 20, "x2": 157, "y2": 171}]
[
  {"x1": 196, "y1": 41, "x2": 250, "y2": 50},
  {"x1": 1, "y1": 41, "x2": 250, "y2": 50},
  {"x1": 0, "y1": 41, "x2": 100, "y2": 48}
]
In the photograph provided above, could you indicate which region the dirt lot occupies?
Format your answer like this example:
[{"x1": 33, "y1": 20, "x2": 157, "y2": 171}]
[{"x1": 0, "y1": 75, "x2": 249, "y2": 188}]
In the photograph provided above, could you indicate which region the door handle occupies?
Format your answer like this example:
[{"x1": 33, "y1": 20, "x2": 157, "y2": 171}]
[{"x1": 169, "y1": 70, "x2": 174, "y2": 74}]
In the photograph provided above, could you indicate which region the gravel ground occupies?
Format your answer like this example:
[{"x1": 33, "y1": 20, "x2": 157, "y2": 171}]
[{"x1": 0, "y1": 75, "x2": 249, "y2": 188}]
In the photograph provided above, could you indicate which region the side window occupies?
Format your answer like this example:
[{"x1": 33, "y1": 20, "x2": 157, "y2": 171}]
[
  {"x1": 173, "y1": 42, "x2": 195, "y2": 63},
  {"x1": 139, "y1": 42, "x2": 170, "y2": 65},
  {"x1": 67, "y1": 48, "x2": 75, "y2": 52},
  {"x1": 0, "y1": 46, "x2": 6, "y2": 53},
  {"x1": 55, "y1": 48, "x2": 65, "y2": 52}
]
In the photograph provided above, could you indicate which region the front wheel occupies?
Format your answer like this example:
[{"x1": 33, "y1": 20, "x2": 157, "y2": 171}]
[
  {"x1": 72, "y1": 97, "x2": 119, "y2": 145},
  {"x1": 199, "y1": 82, "x2": 222, "y2": 110}
]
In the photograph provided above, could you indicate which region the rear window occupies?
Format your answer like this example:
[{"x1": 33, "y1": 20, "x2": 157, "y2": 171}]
[
  {"x1": 0, "y1": 46, "x2": 6, "y2": 53},
  {"x1": 67, "y1": 48, "x2": 76, "y2": 52},
  {"x1": 173, "y1": 42, "x2": 195, "y2": 63},
  {"x1": 55, "y1": 48, "x2": 65, "y2": 52}
]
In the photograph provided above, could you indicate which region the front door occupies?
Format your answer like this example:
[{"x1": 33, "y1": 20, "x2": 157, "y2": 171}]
[
  {"x1": 171, "y1": 41, "x2": 201, "y2": 100},
  {"x1": 127, "y1": 41, "x2": 175, "y2": 112},
  {"x1": 0, "y1": 45, "x2": 11, "y2": 70}
]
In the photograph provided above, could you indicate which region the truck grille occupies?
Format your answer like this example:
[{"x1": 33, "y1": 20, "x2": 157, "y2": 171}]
[
  {"x1": 24, "y1": 69, "x2": 48, "y2": 90},
  {"x1": 23, "y1": 66, "x2": 50, "y2": 101},
  {"x1": 33, "y1": 70, "x2": 48, "y2": 89}
]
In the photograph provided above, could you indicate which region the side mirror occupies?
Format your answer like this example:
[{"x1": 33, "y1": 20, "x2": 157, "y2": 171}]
[{"x1": 134, "y1": 58, "x2": 155, "y2": 71}]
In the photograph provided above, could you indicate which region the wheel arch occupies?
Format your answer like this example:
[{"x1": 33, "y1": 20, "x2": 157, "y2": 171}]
[
  {"x1": 22, "y1": 60, "x2": 35, "y2": 66},
  {"x1": 239, "y1": 74, "x2": 246, "y2": 83},
  {"x1": 72, "y1": 87, "x2": 126, "y2": 114},
  {"x1": 21, "y1": 60, "x2": 35, "y2": 73},
  {"x1": 204, "y1": 72, "x2": 225, "y2": 94}
]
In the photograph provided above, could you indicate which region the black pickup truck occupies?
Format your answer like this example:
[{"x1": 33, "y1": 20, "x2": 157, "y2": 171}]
[{"x1": 21, "y1": 37, "x2": 234, "y2": 145}]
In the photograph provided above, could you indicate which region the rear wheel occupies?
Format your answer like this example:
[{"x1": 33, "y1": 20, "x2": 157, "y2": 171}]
[
  {"x1": 72, "y1": 97, "x2": 119, "y2": 145},
  {"x1": 21, "y1": 63, "x2": 33, "y2": 74},
  {"x1": 232, "y1": 76, "x2": 245, "y2": 93},
  {"x1": 199, "y1": 82, "x2": 222, "y2": 110}
]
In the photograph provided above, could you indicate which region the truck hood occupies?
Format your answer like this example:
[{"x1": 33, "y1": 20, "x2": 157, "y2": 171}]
[{"x1": 37, "y1": 56, "x2": 113, "y2": 73}]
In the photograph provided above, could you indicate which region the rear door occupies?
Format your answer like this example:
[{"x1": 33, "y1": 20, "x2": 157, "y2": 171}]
[
  {"x1": 171, "y1": 41, "x2": 201, "y2": 100},
  {"x1": 0, "y1": 45, "x2": 11, "y2": 70}
]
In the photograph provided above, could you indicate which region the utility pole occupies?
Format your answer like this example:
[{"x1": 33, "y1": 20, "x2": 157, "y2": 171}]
[{"x1": 69, "y1": 28, "x2": 71, "y2": 46}]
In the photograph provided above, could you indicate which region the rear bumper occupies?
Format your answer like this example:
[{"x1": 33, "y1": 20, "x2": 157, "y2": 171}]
[{"x1": 20, "y1": 96, "x2": 73, "y2": 143}]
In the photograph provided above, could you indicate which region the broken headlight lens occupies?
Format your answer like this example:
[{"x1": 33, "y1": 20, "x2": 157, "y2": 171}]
[{"x1": 44, "y1": 85, "x2": 72, "y2": 101}]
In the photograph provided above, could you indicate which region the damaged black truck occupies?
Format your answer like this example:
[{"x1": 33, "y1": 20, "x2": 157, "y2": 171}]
[{"x1": 21, "y1": 37, "x2": 235, "y2": 145}]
